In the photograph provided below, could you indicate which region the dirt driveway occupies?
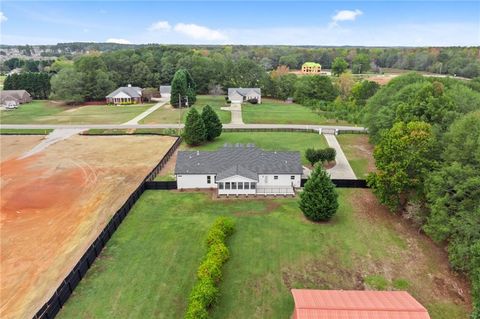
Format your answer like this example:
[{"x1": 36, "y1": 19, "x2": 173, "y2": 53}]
[{"x1": 0, "y1": 135, "x2": 176, "y2": 319}]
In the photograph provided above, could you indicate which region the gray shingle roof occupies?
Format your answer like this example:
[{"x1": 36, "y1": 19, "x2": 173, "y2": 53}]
[
  {"x1": 228, "y1": 88, "x2": 261, "y2": 96},
  {"x1": 175, "y1": 145, "x2": 302, "y2": 179},
  {"x1": 106, "y1": 86, "x2": 142, "y2": 98},
  {"x1": 160, "y1": 85, "x2": 171, "y2": 94}
]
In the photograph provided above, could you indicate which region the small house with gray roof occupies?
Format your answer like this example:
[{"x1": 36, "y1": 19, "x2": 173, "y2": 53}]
[
  {"x1": 175, "y1": 144, "x2": 302, "y2": 195},
  {"x1": 106, "y1": 84, "x2": 143, "y2": 104},
  {"x1": 228, "y1": 88, "x2": 261, "y2": 104}
]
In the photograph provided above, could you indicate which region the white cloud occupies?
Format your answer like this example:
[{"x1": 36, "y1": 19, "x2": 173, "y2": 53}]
[
  {"x1": 106, "y1": 38, "x2": 131, "y2": 44},
  {"x1": 0, "y1": 11, "x2": 8, "y2": 23},
  {"x1": 331, "y1": 9, "x2": 363, "y2": 25},
  {"x1": 148, "y1": 21, "x2": 171, "y2": 31},
  {"x1": 173, "y1": 23, "x2": 228, "y2": 41}
]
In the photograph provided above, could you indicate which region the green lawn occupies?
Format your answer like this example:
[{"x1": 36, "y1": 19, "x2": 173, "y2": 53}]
[
  {"x1": 57, "y1": 190, "x2": 469, "y2": 319},
  {"x1": 141, "y1": 95, "x2": 231, "y2": 124},
  {"x1": 242, "y1": 98, "x2": 351, "y2": 125},
  {"x1": 336, "y1": 134, "x2": 375, "y2": 178},
  {"x1": 181, "y1": 132, "x2": 328, "y2": 165},
  {"x1": 0, "y1": 100, "x2": 154, "y2": 124},
  {"x1": 0, "y1": 128, "x2": 53, "y2": 135}
]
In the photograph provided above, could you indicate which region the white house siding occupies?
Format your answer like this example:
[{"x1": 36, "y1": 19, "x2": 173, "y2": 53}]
[
  {"x1": 176, "y1": 174, "x2": 217, "y2": 189},
  {"x1": 257, "y1": 174, "x2": 301, "y2": 188},
  {"x1": 217, "y1": 175, "x2": 257, "y2": 195}
]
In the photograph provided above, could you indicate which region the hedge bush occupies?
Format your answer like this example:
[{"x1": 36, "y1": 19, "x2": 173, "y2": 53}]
[
  {"x1": 305, "y1": 147, "x2": 336, "y2": 166},
  {"x1": 184, "y1": 217, "x2": 235, "y2": 319}
]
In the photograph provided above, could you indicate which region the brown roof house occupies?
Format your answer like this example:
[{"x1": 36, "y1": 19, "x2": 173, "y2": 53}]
[
  {"x1": 291, "y1": 289, "x2": 431, "y2": 319},
  {"x1": 0, "y1": 90, "x2": 32, "y2": 106}
]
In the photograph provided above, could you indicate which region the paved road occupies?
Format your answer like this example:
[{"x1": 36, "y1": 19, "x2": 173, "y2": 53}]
[
  {"x1": 0, "y1": 123, "x2": 367, "y2": 131},
  {"x1": 324, "y1": 133, "x2": 357, "y2": 179},
  {"x1": 121, "y1": 98, "x2": 168, "y2": 125},
  {"x1": 220, "y1": 103, "x2": 244, "y2": 124}
]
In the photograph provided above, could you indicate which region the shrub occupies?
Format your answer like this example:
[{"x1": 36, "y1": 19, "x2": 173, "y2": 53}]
[
  {"x1": 323, "y1": 147, "x2": 336, "y2": 162},
  {"x1": 248, "y1": 98, "x2": 258, "y2": 104},
  {"x1": 183, "y1": 108, "x2": 207, "y2": 146},
  {"x1": 305, "y1": 148, "x2": 319, "y2": 166},
  {"x1": 184, "y1": 217, "x2": 235, "y2": 318},
  {"x1": 299, "y1": 165, "x2": 338, "y2": 222},
  {"x1": 305, "y1": 147, "x2": 336, "y2": 166}
]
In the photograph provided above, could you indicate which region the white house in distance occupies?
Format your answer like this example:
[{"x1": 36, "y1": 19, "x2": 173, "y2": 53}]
[
  {"x1": 106, "y1": 84, "x2": 143, "y2": 104},
  {"x1": 159, "y1": 85, "x2": 171, "y2": 99},
  {"x1": 228, "y1": 88, "x2": 262, "y2": 104},
  {"x1": 175, "y1": 144, "x2": 302, "y2": 196}
]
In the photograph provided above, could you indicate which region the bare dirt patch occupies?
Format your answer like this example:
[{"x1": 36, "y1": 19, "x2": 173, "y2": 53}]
[
  {"x1": 0, "y1": 135, "x2": 45, "y2": 161},
  {"x1": 0, "y1": 135, "x2": 176, "y2": 319}
]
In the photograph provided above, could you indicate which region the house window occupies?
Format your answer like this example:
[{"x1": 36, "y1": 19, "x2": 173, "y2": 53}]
[
  {"x1": 214, "y1": 176, "x2": 217, "y2": 183},
  {"x1": 250, "y1": 182, "x2": 256, "y2": 189},
  {"x1": 274, "y1": 176, "x2": 278, "y2": 180},
  {"x1": 207, "y1": 176, "x2": 211, "y2": 184},
  {"x1": 238, "y1": 182, "x2": 243, "y2": 190},
  {"x1": 232, "y1": 182, "x2": 237, "y2": 189},
  {"x1": 219, "y1": 182, "x2": 224, "y2": 189},
  {"x1": 291, "y1": 175, "x2": 295, "y2": 180},
  {"x1": 226, "y1": 182, "x2": 231, "y2": 189},
  {"x1": 244, "y1": 182, "x2": 249, "y2": 189}
]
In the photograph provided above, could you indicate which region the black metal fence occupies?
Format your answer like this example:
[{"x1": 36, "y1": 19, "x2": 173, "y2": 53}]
[
  {"x1": 145, "y1": 181, "x2": 178, "y2": 190},
  {"x1": 301, "y1": 178, "x2": 369, "y2": 188},
  {"x1": 33, "y1": 137, "x2": 182, "y2": 319}
]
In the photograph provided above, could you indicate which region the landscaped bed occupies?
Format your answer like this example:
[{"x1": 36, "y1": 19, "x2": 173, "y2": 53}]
[
  {"x1": 0, "y1": 100, "x2": 154, "y2": 124},
  {"x1": 140, "y1": 95, "x2": 231, "y2": 124},
  {"x1": 242, "y1": 98, "x2": 351, "y2": 125},
  {"x1": 57, "y1": 190, "x2": 471, "y2": 319}
]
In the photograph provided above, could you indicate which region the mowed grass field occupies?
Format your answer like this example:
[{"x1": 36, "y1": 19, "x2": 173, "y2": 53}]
[
  {"x1": 181, "y1": 131, "x2": 328, "y2": 165},
  {"x1": 242, "y1": 98, "x2": 351, "y2": 125},
  {"x1": 337, "y1": 134, "x2": 376, "y2": 178},
  {"x1": 141, "y1": 95, "x2": 230, "y2": 124},
  {"x1": 57, "y1": 190, "x2": 470, "y2": 319},
  {"x1": 0, "y1": 100, "x2": 154, "y2": 124}
]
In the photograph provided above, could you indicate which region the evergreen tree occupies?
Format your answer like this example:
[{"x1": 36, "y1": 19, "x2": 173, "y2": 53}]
[
  {"x1": 201, "y1": 105, "x2": 222, "y2": 141},
  {"x1": 299, "y1": 166, "x2": 338, "y2": 222},
  {"x1": 184, "y1": 108, "x2": 206, "y2": 146},
  {"x1": 170, "y1": 69, "x2": 196, "y2": 107}
]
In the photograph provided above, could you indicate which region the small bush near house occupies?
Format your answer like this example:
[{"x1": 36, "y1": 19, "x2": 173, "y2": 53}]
[
  {"x1": 248, "y1": 98, "x2": 258, "y2": 104},
  {"x1": 299, "y1": 165, "x2": 338, "y2": 222},
  {"x1": 184, "y1": 217, "x2": 235, "y2": 319},
  {"x1": 305, "y1": 147, "x2": 336, "y2": 166}
]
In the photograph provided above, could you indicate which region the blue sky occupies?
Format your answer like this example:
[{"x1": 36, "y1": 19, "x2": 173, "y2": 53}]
[{"x1": 1, "y1": 1, "x2": 479, "y2": 46}]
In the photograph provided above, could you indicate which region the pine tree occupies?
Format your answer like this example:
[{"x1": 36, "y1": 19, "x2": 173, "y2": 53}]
[
  {"x1": 299, "y1": 165, "x2": 338, "y2": 222},
  {"x1": 201, "y1": 105, "x2": 223, "y2": 141},
  {"x1": 184, "y1": 108, "x2": 206, "y2": 146}
]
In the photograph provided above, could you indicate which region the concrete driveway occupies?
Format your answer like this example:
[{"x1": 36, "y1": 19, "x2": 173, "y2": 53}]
[
  {"x1": 324, "y1": 133, "x2": 357, "y2": 179},
  {"x1": 221, "y1": 103, "x2": 244, "y2": 124}
]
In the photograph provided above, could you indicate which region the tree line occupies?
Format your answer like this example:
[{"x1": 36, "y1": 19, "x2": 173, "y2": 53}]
[{"x1": 364, "y1": 73, "x2": 480, "y2": 318}]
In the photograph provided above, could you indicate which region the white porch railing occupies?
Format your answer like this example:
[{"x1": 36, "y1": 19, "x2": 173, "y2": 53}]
[{"x1": 256, "y1": 185, "x2": 295, "y2": 195}]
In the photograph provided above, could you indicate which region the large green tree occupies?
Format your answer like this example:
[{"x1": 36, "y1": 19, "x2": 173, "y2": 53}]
[
  {"x1": 299, "y1": 165, "x2": 338, "y2": 222},
  {"x1": 332, "y1": 57, "x2": 349, "y2": 76},
  {"x1": 49, "y1": 68, "x2": 85, "y2": 103},
  {"x1": 294, "y1": 75, "x2": 338, "y2": 105},
  {"x1": 201, "y1": 105, "x2": 222, "y2": 141},
  {"x1": 183, "y1": 108, "x2": 206, "y2": 146},
  {"x1": 170, "y1": 69, "x2": 196, "y2": 108},
  {"x1": 367, "y1": 121, "x2": 436, "y2": 210}
]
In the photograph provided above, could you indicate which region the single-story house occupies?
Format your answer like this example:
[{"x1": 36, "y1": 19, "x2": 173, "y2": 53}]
[
  {"x1": 291, "y1": 289, "x2": 431, "y2": 319},
  {"x1": 227, "y1": 88, "x2": 261, "y2": 104},
  {"x1": 0, "y1": 90, "x2": 32, "y2": 106},
  {"x1": 159, "y1": 85, "x2": 171, "y2": 99},
  {"x1": 106, "y1": 85, "x2": 142, "y2": 104},
  {"x1": 175, "y1": 144, "x2": 302, "y2": 196}
]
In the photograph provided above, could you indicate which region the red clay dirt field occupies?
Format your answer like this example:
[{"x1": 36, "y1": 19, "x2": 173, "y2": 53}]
[{"x1": 0, "y1": 134, "x2": 176, "y2": 319}]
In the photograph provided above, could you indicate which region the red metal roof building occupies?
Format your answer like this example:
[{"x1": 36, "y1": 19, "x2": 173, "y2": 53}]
[{"x1": 291, "y1": 289, "x2": 431, "y2": 319}]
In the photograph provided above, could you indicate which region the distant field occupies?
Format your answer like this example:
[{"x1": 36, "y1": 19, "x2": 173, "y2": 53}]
[
  {"x1": 0, "y1": 100, "x2": 153, "y2": 124},
  {"x1": 141, "y1": 95, "x2": 230, "y2": 124},
  {"x1": 337, "y1": 134, "x2": 376, "y2": 178},
  {"x1": 0, "y1": 75, "x2": 6, "y2": 90},
  {"x1": 57, "y1": 190, "x2": 471, "y2": 319},
  {"x1": 242, "y1": 98, "x2": 351, "y2": 125},
  {"x1": 0, "y1": 128, "x2": 53, "y2": 135}
]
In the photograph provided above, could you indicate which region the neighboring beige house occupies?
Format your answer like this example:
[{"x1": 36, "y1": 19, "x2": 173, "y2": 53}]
[
  {"x1": 0, "y1": 90, "x2": 32, "y2": 106},
  {"x1": 227, "y1": 88, "x2": 261, "y2": 104},
  {"x1": 106, "y1": 85, "x2": 143, "y2": 104},
  {"x1": 301, "y1": 62, "x2": 321, "y2": 74}
]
